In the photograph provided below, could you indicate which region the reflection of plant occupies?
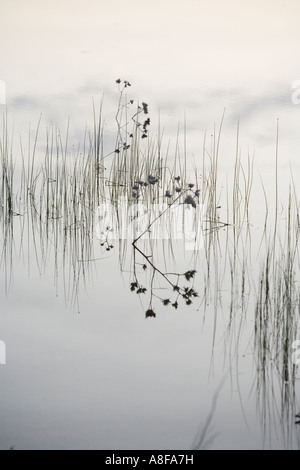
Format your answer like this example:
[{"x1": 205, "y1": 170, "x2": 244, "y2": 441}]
[
  {"x1": 128, "y1": 174, "x2": 201, "y2": 318},
  {"x1": 99, "y1": 80, "x2": 202, "y2": 318},
  {"x1": 130, "y1": 282, "x2": 147, "y2": 294},
  {"x1": 99, "y1": 225, "x2": 114, "y2": 251},
  {"x1": 130, "y1": 245, "x2": 199, "y2": 318}
]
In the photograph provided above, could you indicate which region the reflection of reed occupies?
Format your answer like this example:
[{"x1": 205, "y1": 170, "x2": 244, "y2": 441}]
[
  {"x1": 0, "y1": 113, "x2": 101, "y2": 310},
  {"x1": 254, "y1": 190, "x2": 300, "y2": 448},
  {"x1": 1, "y1": 82, "x2": 300, "y2": 448}
]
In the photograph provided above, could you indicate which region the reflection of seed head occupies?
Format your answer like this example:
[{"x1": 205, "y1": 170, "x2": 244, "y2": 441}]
[
  {"x1": 184, "y1": 195, "x2": 196, "y2": 208},
  {"x1": 145, "y1": 309, "x2": 156, "y2": 318},
  {"x1": 148, "y1": 175, "x2": 159, "y2": 185}
]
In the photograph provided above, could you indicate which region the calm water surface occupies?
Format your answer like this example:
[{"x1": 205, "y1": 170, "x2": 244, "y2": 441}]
[{"x1": 1, "y1": 0, "x2": 300, "y2": 450}]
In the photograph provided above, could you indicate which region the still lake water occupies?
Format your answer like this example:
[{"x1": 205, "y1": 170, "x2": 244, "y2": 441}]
[{"x1": 1, "y1": 1, "x2": 300, "y2": 450}]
